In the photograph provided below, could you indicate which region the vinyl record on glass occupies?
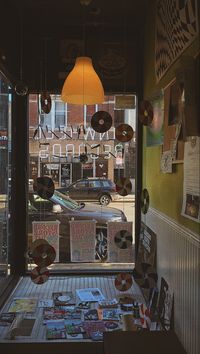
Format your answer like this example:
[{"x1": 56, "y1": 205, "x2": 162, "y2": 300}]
[
  {"x1": 138, "y1": 100, "x2": 153, "y2": 126},
  {"x1": 116, "y1": 177, "x2": 132, "y2": 196},
  {"x1": 115, "y1": 124, "x2": 134, "y2": 142},
  {"x1": 114, "y1": 273, "x2": 133, "y2": 292},
  {"x1": 114, "y1": 230, "x2": 132, "y2": 249},
  {"x1": 33, "y1": 176, "x2": 55, "y2": 199},
  {"x1": 79, "y1": 153, "x2": 88, "y2": 163},
  {"x1": 133, "y1": 263, "x2": 157, "y2": 289},
  {"x1": 91, "y1": 111, "x2": 112, "y2": 133},
  {"x1": 40, "y1": 92, "x2": 52, "y2": 114},
  {"x1": 30, "y1": 266, "x2": 49, "y2": 285},
  {"x1": 141, "y1": 188, "x2": 150, "y2": 214},
  {"x1": 32, "y1": 242, "x2": 56, "y2": 267}
]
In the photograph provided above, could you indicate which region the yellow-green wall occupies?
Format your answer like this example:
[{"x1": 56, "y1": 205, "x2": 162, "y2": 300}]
[{"x1": 142, "y1": 0, "x2": 200, "y2": 234}]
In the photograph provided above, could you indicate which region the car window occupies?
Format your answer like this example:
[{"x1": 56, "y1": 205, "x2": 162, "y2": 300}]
[
  {"x1": 53, "y1": 191, "x2": 80, "y2": 210},
  {"x1": 30, "y1": 194, "x2": 54, "y2": 212},
  {"x1": 76, "y1": 181, "x2": 86, "y2": 189},
  {"x1": 102, "y1": 180, "x2": 111, "y2": 187},
  {"x1": 89, "y1": 180, "x2": 101, "y2": 188}
]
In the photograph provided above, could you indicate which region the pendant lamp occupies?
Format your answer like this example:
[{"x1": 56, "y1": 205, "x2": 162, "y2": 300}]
[{"x1": 61, "y1": 56, "x2": 104, "y2": 105}]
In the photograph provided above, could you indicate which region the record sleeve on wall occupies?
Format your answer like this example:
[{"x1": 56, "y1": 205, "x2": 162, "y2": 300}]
[{"x1": 107, "y1": 222, "x2": 134, "y2": 263}]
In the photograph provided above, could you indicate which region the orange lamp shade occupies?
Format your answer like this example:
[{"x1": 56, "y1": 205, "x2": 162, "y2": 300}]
[{"x1": 61, "y1": 57, "x2": 104, "y2": 105}]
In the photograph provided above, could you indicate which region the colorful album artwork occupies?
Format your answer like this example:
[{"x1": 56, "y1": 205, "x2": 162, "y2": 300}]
[{"x1": 8, "y1": 298, "x2": 38, "y2": 313}]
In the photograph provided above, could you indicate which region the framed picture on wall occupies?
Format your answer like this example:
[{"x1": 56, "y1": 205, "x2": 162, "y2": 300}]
[{"x1": 146, "y1": 91, "x2": 164, "y2": 147}]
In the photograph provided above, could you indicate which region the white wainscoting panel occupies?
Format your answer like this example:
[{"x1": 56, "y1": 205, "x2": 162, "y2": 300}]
[{"x1": 142, "y1": 207, "x2": 200, "y2": 354}]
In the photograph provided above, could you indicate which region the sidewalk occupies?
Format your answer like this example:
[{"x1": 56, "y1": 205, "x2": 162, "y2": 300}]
[{"x1": 113, "y1": 194, "x2": 135, "y2": 203}]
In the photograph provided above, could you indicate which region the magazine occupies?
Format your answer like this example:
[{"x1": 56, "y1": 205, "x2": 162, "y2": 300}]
[
  {"x1": 76, "y1": 288, "x2": 105, "y2": 302},
  {"x1": 53, "y1": 292, "x2": 75, "y2": 306},
  {"x1": 8, "y1": 298, "x2": 37, "y2": 313},
  {"x1": 0, "y1": 313, "x2": 15, "y2": 326},
  {"x1": 46, "y1": 319, "x2": 66, "y2": 340}
]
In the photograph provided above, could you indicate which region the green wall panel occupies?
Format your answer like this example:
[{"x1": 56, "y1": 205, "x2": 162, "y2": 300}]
[{"x1": 142, "y1": 1, "x2": 200, "y2": 234}]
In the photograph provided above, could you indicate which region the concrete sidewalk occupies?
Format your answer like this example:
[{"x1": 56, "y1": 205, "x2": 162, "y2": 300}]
[{"x1": 113, "y1": 194, "x2": 135, "y2": 203}]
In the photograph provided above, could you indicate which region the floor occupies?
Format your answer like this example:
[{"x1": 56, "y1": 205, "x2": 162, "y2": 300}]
[{"x1": 0, "y1": 275, "x2": 144, "y2": 342}]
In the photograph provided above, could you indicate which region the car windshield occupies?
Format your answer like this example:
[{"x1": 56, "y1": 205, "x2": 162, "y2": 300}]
[{"x1": 52, "y1": 190, "x2": 81, "y2": 211}]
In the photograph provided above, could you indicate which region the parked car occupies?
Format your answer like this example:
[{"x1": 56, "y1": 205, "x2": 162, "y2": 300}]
[
  {"x1": 56, "y1": 178, "x2": 118, "y2": 206},
  {"x1": 28, "y1": 190, "x2": 126, "y2": 262}
]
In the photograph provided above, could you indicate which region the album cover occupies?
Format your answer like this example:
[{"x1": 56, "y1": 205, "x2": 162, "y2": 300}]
[
  {"x1": 43, "y1": 307, "x2": 66, "y2": 324},
  {"x1": 76, "y1": 288, "x2": 105, "y2": 302},
  {"x1": 65, "y1": 319, "x2": 84, "y2": 334},
  {"x1": 52, "y1": 292, "x2": 75, "y2": 306},
  {"x1": 8, "y1": 298, "x2": 37, "y2": 313},
  {"x1": 98, "y1": 308, "x2": 120, "y2": 321},
  {"x1": 82, "y1": 320, "x2": 106, "y2": 341},
  {"x1": 46, "y1": 319, "x2": 66, "y2": 340},
  {"x1": 84, "y1": 309, "x2": 99, "y2": 321},
  {"x1": 0, "y1": 313, "x2": 15, "y2": 326}
]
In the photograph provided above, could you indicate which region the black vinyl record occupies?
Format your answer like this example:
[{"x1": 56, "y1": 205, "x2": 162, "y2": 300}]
[
  {"x1": 30, "y1": 266, "x2": 49, "y2": 284},
  {"x1": 32, "y1": 242, "x2": 56, "y2": 267},
  {"x1": 33, "y1": 176, "x2": 55, "y2": 199},
  {"x1": 139, "y1": 100, "x2": 153, "y2": 126},
  {"x1": 133, "y1": 263, "x2": 158, "y2": 289},
  {"x1": 116, "y1": 177, "x2": 132, "y2": 196},
  {"x1": 114, "y1": 230, "x2": 132, "y2": 249},
  {"x1": 91, "y1": 111, "x2": 112, "y2": 133},
  {"x1": 40, "y1": 92, "x2": 52, "y2": 114},
  {"x1": 115, "y1": 124, "x2": 134, "y2": 142},
  {"x1": 79, "y1": 153, "x2": 88, "y2": 163},
  {"x1": 141, "y1": 188, "x2": 150, "y2": 214}
]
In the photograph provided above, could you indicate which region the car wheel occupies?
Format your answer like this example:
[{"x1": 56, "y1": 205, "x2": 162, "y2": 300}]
[{"x1": 99, "y1": 194, "x2": 111, "y2": 206}]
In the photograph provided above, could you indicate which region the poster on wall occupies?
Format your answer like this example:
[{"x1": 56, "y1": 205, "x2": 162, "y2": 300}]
[
  {"x1": 137, "y1": 222, "x2": 157, "y2": 266},
  {"x1": 70, "y1": 220, "x2": 96, "y2": 262},
  {"x1": 181, "y1": 137, "x2": 200, "y2": 223},
  {"x1": 157, "y1": 277, "x2": 174, "y2": 330},
  {"x1": 146, "y1": 92, "x2": 164, "y2": 147},
  {"x1": 107, "y1": 222, "x2": 134, "y2": 263},
  {"x1": 32, "y1": 221, "x2": 60, "y2": 262},
  {"x1": 155, "y1": 0, "x2": 199, "y2": 82}
]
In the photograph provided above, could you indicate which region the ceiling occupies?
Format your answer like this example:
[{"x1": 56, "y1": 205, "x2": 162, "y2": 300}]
[{"x1": 1, "y1": 0, "x2": 148, "y2": 92}]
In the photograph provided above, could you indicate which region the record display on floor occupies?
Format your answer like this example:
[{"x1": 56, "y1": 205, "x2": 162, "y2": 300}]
[
  {"x1": 91, "y1": 111, "x2": 112, "y2": 133},
  {"x1": 114, "y1": 273, "x2": 133, "y2": 292},
  {"x1": 33, "y1": 176, "x2": 55, "y2": 199},
  {"x1": 115, "y1": 124, "x2": 134, "y2": 142},
  {"x1": 114, "y1": 230, "x2": 132, "y2": 249},
  {"x1": 115, "y1": 177, "x2": 132, "y2": 196},
  {"x1": 32, "y1": 242, "x2": 56, "y2": 267},
  {"x1": 132, "y1": 263, "x2": 158, "y2": 289},
  {"x1": 139, "y1": 100, "x2": 153, "y2": 126},
  {"x1": 30, "y1": 266, "x2": 49, "y2": 284},
  {"x1": 40, "y1": 92, "x2": 52, "y2": 114},
  {"x1": 141, "y1": 188, "x2": 150, "y2": 214}
]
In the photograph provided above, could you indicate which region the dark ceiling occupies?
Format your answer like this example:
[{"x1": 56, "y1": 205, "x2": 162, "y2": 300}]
[{"x1": 1, "y1": 0, "x2": 148, "y2": 93}]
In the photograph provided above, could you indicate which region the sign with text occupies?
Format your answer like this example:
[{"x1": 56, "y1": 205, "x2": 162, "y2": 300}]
[
  {"x1": 70, "y1": 220, "x2": 96, "y2": 262},
  {"x1": 107, "y1": 222, "x2": 134, "y2": 263},
  {"x1": 32, "y1": 220, "x2": 60, "y2": 262}
]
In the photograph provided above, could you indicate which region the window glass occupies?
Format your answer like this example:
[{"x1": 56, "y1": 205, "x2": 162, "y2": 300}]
[
  {"x1": 89, "y1": 180, "x2": 101, "y2": 188},
  {"x1": 28, "y1": 94, "x2": 136, "y2": 270},
  {"x1": 0, "y1": 72, "x2": 12, "y2": 280}
]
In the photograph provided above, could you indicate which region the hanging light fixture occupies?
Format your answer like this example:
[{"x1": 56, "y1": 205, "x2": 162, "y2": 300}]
[{"x1": 61, "y1": 56, "x2": 104, "y2": 105}]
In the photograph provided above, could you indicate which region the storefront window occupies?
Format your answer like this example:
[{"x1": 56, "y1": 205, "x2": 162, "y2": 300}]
[
  {"x1": 0, "y1": 72, "x2": 12, "y2": 282},
  {"x1": 28, "y1": 94, "x2": 136, "y2": 270}
]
